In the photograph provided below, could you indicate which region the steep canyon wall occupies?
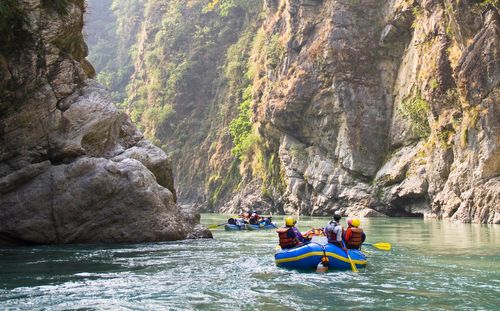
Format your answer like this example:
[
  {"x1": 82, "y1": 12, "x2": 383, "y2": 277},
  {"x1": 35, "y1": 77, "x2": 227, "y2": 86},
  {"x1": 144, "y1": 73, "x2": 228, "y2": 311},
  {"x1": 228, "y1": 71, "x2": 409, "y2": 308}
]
[{"x1": 86, "y1": 0, "x2": 499, "y2": 223}]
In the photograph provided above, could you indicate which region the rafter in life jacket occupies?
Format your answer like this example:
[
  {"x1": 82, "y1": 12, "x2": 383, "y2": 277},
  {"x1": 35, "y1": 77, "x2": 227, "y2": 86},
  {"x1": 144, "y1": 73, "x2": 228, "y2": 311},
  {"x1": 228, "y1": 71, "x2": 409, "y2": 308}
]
[
  {"x1": 277, "y1": 227, "x2": 297, "y2": 249},
  {"x1": 345, "y1": 227, "x2": 363, "y2": 248}
]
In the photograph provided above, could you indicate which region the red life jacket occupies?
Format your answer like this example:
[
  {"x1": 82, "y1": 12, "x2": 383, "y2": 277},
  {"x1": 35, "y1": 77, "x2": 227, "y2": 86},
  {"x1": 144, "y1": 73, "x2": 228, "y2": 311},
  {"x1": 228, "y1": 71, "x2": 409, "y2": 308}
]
[
  {"x1": 277, "y1": 227, "x2": 296, "y2": 249},
  {"x1": 346, "y1": 227, "x2": 363, "y2": 248}
]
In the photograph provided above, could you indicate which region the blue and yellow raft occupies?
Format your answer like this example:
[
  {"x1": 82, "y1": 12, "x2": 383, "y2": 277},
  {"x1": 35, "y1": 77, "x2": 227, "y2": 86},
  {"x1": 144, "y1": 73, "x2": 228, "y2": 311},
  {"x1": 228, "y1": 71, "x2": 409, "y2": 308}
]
[
  {"x1": 224, "y1": 222, "x2": 277, "y2": 230},
  {"x1": 275, "y1": 242, "x2": 367, "y2": 270}
]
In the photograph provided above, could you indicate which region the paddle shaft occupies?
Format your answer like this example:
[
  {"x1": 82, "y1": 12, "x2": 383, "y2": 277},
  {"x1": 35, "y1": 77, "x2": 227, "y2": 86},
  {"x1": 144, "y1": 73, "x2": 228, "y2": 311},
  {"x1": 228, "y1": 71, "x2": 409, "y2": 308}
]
[
  {"x1": 208, "y1": 223, "x2": 227, "y2": 229},
  {"x1": 342, "y1": 241, "x2": 359, "y2": 272}
]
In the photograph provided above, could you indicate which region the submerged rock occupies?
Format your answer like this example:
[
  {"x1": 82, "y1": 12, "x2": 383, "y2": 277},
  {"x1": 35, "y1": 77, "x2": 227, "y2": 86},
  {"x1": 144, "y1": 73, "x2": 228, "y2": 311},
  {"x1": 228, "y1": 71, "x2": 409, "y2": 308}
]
[{"x1": 0, "y1": 0, "x2": 211, "y2": 245}]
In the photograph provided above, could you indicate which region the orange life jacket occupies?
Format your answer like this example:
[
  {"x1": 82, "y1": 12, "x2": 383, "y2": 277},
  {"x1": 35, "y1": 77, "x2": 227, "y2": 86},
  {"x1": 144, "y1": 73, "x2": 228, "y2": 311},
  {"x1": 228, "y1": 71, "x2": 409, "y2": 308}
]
[
  {"x1": 346, "y1": 227, "x2": 363, "y2": 248},
  {"x1": 277, "y1": 227, "x2": 296, "y2": 249}
]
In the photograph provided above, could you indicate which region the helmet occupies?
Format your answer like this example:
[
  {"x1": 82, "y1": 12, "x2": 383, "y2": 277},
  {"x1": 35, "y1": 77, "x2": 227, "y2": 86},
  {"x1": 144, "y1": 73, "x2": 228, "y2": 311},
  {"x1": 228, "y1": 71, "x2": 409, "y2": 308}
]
[
  {"x1": 333, "y1": 214, "x2": 341, "y2": 221},
  {"x1": 352, "y1": 219, "x2": 361, "y2": 227},
  {"x1": 285, "y1": 217, "x2": 296, "y2": 227},
  {"x1": 347, "y1": 220, "x2": 353, "y2": 227}
]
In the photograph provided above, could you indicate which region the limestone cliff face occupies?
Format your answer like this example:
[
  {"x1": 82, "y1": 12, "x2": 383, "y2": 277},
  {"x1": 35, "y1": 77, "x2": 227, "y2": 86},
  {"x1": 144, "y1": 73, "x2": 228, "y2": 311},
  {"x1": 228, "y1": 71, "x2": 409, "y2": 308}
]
[
  {"x1": 244, "y1": 0, "x2": 499, "y2": 223},
  {"x1": 0, "y1": 0, "x2": 211, "y2": 245},
  {"x1": 87, "y1": 0, "x2": 499, "y2": 223}
]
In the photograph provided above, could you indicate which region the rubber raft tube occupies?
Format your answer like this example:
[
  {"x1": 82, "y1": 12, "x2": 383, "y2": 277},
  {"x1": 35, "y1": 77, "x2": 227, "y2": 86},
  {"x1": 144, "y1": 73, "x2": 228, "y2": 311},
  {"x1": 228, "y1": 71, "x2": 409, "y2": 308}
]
[
  {"x1": 224, "y1": 223, "x2": 277, "y2": 230},
  {"x1": 275, "y1": 242, "x2": 367, "y2": 270}
]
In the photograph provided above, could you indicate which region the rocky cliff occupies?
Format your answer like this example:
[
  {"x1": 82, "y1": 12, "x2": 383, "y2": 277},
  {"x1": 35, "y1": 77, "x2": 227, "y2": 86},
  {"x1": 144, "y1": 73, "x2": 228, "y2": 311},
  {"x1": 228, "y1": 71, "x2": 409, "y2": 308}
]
[
  {"x1": 249, "y1": 0, "x2": 499, "y2": 224},
  {"x1": 87, "y1": 0, "x2": 499, "y2": 223},
  {"x1": 0, "y1": 0, "x2": 211, "y2": 245}
]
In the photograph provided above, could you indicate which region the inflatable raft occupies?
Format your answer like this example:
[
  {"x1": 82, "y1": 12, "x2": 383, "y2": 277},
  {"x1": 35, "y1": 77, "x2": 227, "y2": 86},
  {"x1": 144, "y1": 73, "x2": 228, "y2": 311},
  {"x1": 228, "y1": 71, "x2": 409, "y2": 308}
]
[
  {"x1": 224, "y1": 222, "x2": 277, "y2": 230},
  {"x1": 246, "y1": 223, "x2": 277, "y2": 230},
  {"x1": 224, "y1": 224, "x2": 245, "y2": 230},
  {"x1": 275, "y1": 242, "x2": 367, "y2": 270}
]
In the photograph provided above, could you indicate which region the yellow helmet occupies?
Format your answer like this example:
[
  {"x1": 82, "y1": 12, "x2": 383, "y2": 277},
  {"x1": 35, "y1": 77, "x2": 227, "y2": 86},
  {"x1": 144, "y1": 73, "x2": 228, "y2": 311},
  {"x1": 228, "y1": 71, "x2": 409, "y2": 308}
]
[
  {"x1": 285, "y1": 217, "x2": 296, "y2": 227},
  {"x1": 352, "y1": 219, "x2": 361, "y2": 227}
]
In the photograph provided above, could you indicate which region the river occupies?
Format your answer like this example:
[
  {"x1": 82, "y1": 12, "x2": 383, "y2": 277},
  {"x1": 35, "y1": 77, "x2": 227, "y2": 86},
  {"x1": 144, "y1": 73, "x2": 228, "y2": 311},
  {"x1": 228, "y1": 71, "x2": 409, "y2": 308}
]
[{"x1": 1, "y1": 215, "x2": 499, "y2": 310}]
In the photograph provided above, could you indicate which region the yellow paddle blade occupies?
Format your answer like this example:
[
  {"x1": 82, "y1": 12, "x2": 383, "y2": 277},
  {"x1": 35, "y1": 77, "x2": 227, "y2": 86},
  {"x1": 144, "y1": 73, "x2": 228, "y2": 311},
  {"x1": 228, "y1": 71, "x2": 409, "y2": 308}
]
[
  {"x1": 350, "y1": 260, "x2": 359, "y2": 272},
  {"x1": 346, "y1": 253, "x2": 359, "y2": 273},
  {"x1": 372, "y1": 242, "x2": 391, "y2": 251}
]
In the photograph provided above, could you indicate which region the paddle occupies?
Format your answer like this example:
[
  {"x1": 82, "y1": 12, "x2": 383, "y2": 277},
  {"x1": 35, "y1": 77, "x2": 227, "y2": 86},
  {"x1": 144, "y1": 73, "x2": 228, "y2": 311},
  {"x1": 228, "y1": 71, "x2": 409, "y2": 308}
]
[
  {"x1": 208, "y1": 223, "x2": 226, "y2": 229},
  {"x1": 364, "y1": 242, "x2": 391, "y2": 251},
  {"x1": 342, "y1": 241, "x2": 358, "y2": 272}
]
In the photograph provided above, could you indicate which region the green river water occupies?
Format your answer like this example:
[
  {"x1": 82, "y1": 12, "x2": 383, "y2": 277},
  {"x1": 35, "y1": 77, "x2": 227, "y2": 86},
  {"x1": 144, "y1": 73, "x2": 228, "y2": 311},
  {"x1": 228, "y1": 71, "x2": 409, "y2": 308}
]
[{"x1": 1, "y1": 215, "x2": 499, "y2": 310}]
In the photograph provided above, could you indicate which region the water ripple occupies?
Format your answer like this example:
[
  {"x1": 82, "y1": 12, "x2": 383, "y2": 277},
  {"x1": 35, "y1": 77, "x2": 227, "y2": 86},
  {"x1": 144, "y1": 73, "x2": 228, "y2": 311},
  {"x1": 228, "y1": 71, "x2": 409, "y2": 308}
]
[{"x1": 1, "y1": 216, "x2": 499, "y2": 310}]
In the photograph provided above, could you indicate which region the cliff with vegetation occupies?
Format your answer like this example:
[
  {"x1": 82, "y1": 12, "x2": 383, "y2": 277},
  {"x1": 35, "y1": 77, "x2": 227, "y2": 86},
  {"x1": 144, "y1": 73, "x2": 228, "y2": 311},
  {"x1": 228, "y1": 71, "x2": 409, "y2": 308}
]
[
  {"x1": 86, "y1": 0, "x2": 499, "y2": 223},
  {"x1": 0, "y1": 0, "x2": 211, "y2": 245}
]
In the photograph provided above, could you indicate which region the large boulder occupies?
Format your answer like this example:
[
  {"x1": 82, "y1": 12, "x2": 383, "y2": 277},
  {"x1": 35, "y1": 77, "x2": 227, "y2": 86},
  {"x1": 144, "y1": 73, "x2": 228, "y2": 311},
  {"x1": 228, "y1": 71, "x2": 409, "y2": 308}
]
[
  {"x1": 0, "y1": 0, "x2": 211, "y2": 245},
  {"x1": 0, "y1": 158, "x2": 189, "y2": 244}
]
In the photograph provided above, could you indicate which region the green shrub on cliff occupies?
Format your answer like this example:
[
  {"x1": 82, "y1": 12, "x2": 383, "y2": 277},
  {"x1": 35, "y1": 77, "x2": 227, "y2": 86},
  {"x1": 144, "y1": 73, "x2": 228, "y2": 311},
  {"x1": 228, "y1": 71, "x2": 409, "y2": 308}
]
[
  {"x1": 225, "y1": 23, "x2": 263, "y2": 160},
  {"x1": 0, "y1": 0, "x2": 29, "y2": 53},
  {"x1": 0, "y1": 1, "x2": 21, "y2": 33},
  {"x1": 229, "y1": 86, "x2": 255, "y2": 159},
  {"x1": 266, "y1": 34, "x2": 284, "y2": 69},
  {"x1": 399, "y1": 92, "x2": 431, "y2": 138},
  {"x1": 208, "y1": 159, "x2": 241, "y2": 208},
  {"x1": 479, "y1": 0, "x2": 499, "y2": 8},
  {"x1": 290, "y1": 144, "x2": 308, "y2": 161},
  {"x1": 225, "y1": 29, "x2": 255, "y2": 85},
  {"x1": 142, "y1": 105, "x2": 174, "y2": 129},
  {"x1": 203, "y1": 0, "x2": 262, "y2": 17}
]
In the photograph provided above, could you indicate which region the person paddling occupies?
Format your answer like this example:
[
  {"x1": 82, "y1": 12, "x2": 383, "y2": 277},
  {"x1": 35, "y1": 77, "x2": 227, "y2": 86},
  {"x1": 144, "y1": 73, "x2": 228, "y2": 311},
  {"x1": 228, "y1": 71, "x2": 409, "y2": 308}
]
[
  {"x1": 249, "y1": 212, "x2": 260, "y2": 225},
  {"x1": 276, "y1": 217, "x2": 309, "y2": 249},
  {"x1": 262, "y1": 216, "x2": 273, "y2": 225},
  {"x1": 325, "y1": 212, "x2": 347, "y2": 251},
  {"x1": 345, "y1": 219, "x2": 366, "y2": 249}
]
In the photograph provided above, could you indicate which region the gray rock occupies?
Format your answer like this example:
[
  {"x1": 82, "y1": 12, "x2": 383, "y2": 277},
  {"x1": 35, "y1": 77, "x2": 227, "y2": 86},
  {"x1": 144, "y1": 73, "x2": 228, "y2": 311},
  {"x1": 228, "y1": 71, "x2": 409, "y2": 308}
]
[
  {"x1": 0, "y1": 157, "x2": 211, "y2": 244},
  {"x1": 113, "y1": 139, "x2": 177, "y2": 201},
  {"x1": 430, "y1": 8, "x2": 500, "y2": 223},
  {"x1": 0, "y1": 0, "x2": 210, "y2": 245},
  {"x1": 375, "y1": 143, "x2": 421, "y2": 187}
]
